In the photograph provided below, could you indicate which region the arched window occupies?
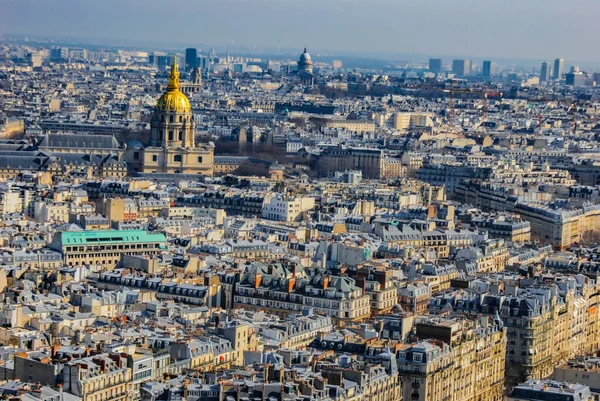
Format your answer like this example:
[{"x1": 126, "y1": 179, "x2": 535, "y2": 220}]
[
  {"x1": 168, "y1": 131, "x2": 174, "y2": 140},
  {"x1": 169, "y1": 115, "x2": 174, "y2": 123},
  {"x1": 179, "y1": 131, "x2": 183, "y2": 140},
  {"x1": 179, "y1": 115, "x2": 183, "y2": 122}
]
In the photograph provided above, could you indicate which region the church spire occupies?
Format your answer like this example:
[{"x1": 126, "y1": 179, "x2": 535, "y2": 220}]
[{"x1": 167, "y1": 56, "x2": 180, "y2": 91}]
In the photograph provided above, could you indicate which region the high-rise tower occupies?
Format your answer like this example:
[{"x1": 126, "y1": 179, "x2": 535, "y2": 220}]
[
  {"x1": 452, "y1": 59, "x2": 471, "y2": 76},
  {"x1": 185, "y1": 48, "x2": 198, "y2": 70},
  {"x1": 429, "y1": 58, "x2": 442, "y2": 74},
  {"x1": 540, "y1": 62, "x2": 551, "y2": 82},
  {"x1": 482, "y1": 61, "x2": 496, "y2": 78},
  {"x1": 553, "y1": 58, "x2": 564, "y2": 80}
]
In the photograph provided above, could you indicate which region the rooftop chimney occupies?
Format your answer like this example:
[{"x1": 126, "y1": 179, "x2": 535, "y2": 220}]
[{"x1": 255, "y1": 272, "x2": 262, "y2": 289}]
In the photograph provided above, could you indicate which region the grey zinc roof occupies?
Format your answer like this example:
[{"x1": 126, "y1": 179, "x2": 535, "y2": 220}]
[
  {"x1": 0, "y1": 153, "x2": 50, "y2": 170},
  {"x1": 38, "y1": 133, "x2": 122, "y2": 150}
]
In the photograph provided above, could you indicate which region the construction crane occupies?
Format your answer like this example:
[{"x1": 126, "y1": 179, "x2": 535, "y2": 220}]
[
  {"x1": 397, "y1": 82, "x2": 502, "y2": 126},
  {"x1": 442, "y1": 85, "x2": 502, "y2": 127},
  {"x1": 528, "y1": 98, "x2": 588, "y2": 136},
  {"x1": 566, "y1": 99, "x2": 592, "y2": 136}
]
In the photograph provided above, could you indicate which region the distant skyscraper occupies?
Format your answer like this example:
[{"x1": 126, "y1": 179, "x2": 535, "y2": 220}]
[
  {"x1": 429, "y1": 58, "x2": 442, "y2": 73},
  {"x1": 452, "y1": 59, "x2": 471, "y2": 76},
  {"x1": 27, "y1": 52, "x2": 43, "y2": 68},
  {"x1": 50, "y1": 46, "x2": 68, "y2": 62},
  {"x1": 156, "y1": 55, "x2": 174, "y2": 70},
  {"x1": 185, "y1": 48, "x2": 198, "y2": 70},
  {"x1": 553, "y1": 58, "x2": 564, "y2": 80},
  {"x1": 198, "y1": 56, "x2": 209, "y2": 71},
  {"x1": 540, "y1": 62, "x2": 551, "y2": 82},
  {"x1": 566, "y1": 71, "x2": 585, "y2": 86},
  {"x1": 482, "y1": 61, "x2": 496, "y2": 78}
]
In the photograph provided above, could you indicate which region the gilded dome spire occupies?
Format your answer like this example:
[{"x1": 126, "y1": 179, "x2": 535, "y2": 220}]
[
  {"x1": 167, "y1": 56, "x2": 180, "y2": 91},
  {"x1": 155, "y1": 55, "x2": 191, "y2": 113}
]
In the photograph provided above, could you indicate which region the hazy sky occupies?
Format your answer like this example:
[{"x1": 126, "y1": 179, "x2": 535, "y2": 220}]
[{"x1": 2, "y1": 0, "x2": 599, "y2": 62}]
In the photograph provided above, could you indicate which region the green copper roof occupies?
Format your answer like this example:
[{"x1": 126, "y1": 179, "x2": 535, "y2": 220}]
[{"x1": 59, "y1": 230, "x2": 167, "y2": 246}]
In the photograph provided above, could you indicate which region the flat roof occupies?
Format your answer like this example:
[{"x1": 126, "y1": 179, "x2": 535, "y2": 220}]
[{"x1": 59, "y1": 230, "x2": 167, "y2": 246}]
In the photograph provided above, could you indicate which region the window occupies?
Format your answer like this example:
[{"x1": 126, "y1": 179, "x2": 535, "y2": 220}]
[
  {"x1": 174, "y1": 155, "x2": 182, "y2": 162},
  {"x1": 169, "y1": 115, "x2": 174, "y2": 123},
  {"x1": 413, "y1": 353, "x2": 423, "y2": 362},
  {"x1": 152, "y1": 155, "x2": 158, "y2": 162},
  {"x1": 133, "y1": 152, "x2": 139, "y2": 160},
  {"x1": 179, "y1": 115, "x2": 183, "y2": 122},
  {"x1": 168, "y1": 131, "x2": 174, "y2": 140},
  {"x1": 179, "y1": 131, "x2": 183, "y2": 140}
]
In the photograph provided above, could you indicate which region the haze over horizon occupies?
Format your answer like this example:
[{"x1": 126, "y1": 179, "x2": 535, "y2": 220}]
[{"x1": 2, "y1": 0, "x2": 600, "y2": 65}]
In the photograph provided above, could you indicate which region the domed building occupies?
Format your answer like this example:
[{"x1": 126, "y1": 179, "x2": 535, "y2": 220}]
[
  {"x1": 298, "y1": 48, "x2": 313, "y2": 74},
  {"x1": 297, "y1": 48, "x2": 314, "y2": 86},
  {"x1": 126, "y1": 57, "x2": 214, "y2": 175}
]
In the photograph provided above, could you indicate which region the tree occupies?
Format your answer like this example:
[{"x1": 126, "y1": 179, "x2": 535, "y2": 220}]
[
  {"x1": 581, "y1": 230, "x2": 600, "y2": 247},
  {"x1": 289, "y1": 117, "x2": 307, "y2": 128},
  {"x1": 235, "y1": 161, "x2": 269, "y2": 177},
  {"x1": 117, "y1": 128, "x2": 150, "y2": 145}
]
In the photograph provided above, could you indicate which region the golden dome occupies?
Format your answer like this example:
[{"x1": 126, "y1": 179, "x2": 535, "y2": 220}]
[
  {"x1": 155, "y1": 56, "x2": 191, "y2": 113},
  {"x1": 156, "y1": 91, "x2": 191, "y2": 113}
]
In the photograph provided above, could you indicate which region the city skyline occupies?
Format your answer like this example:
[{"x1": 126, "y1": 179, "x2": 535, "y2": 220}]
[
  {"x1": 2, "y1": 0, "x2": 600, "y2": 65},
  {"x1": 2, "y1": 2, "x2": 600, "y2": 401}
]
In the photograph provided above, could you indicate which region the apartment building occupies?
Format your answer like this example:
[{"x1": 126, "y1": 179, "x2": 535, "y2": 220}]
[
  {"x1": 469, "y1": 215, "x2": 532, "y2": 244},
  {"x1": 323, "y1": 119, "x2": 376, "y2": 133},
  {"x1": 399, "y1": 316, "x2": 506, "y2": 401},
  {"x1": 319, "y1": 362, "x2": 402, "y2": 401},
  {"x1": 360, "y1": 270, "x2": 398, "y2": 316},
  {"x1": 455, "y1": 239, "x2": 510, "y2": 273},
  {"x1": 553, "y1": 357, "x2": 600, "y2": 393},
  {"x1": 429, "y1": 277, "x2": 594, "y2": 384},
  {"x1": 62, "y1": 354, "x2": 133, "y2": 401},
  {"x1": 509, "y1": 380, "x2": 593, "y2": 401},
  {"x1": 234, "y1": 270, "x2": 371, "y2": 324},
  {"x1": 262, "y1": 196, "x2": 315, "y2": 222},
  {"x1": 398, "y1": 282, "x2": 430, "y2": 315},
  {"x1": 456, "y1": 180, "x2": 600, "y2": 249},
  {"x1": 259, "y1": 310, "x2": 334, "y2": 349}
]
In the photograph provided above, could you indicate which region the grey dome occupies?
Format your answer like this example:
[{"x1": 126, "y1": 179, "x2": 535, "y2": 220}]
[{"x1": 299, "y1": 48, "x2": 312, "y2": 64}]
